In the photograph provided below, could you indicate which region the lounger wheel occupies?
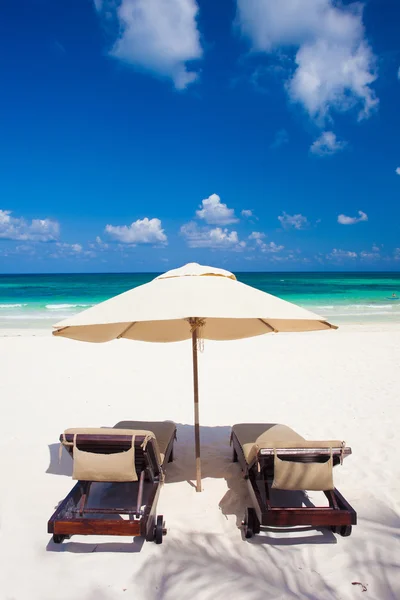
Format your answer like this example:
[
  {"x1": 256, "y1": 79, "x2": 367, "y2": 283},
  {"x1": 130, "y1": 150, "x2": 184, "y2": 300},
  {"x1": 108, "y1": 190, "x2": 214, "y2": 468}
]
[
  {"x1": 52, "y1": 534, "x2": 70, "y2": 544},
  {"x1": 331, "y1": 525, "x2": 352, "y2": 537},
  {"x1": 243, "y1": 507, "x2": 260, "y2": 539},
  {"x1": 155, "y1": 515, "x2": 166, "y2": 544},
  {"x1": 339, "y1": 525, "x2": 352, "y2": 537}
]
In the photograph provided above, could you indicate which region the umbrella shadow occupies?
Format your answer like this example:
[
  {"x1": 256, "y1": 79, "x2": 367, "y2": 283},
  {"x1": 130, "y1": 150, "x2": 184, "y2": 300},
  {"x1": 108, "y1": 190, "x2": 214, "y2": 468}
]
[{"x1": 165, "y1": 423, "x2": 232, "y2": 485}]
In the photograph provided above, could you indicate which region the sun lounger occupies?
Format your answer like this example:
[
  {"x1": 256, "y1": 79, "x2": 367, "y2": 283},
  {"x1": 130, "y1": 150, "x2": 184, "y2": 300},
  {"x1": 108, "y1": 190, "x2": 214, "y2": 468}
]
[
  {"x1": 48, "y1": 420, "x2": 176, "y2": 545},
  {"x1": 231, "y1": 423, "x2": 357, "y2": 538}
]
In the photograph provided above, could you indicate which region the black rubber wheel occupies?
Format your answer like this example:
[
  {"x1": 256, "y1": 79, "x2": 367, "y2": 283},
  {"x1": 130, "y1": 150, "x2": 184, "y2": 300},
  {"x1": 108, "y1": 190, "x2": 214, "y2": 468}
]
[
  {"x1": 243, "y1": 507, "x2": 260, "y2": 538},
  {"x1": 155, "y1": 515, "x2": 164, "y2": 544},
  {"x1": 339, "y1": 525, "x2": 352, "y2": 537},
  {"x1": 52, "y1": 534, "x2": 68, "y2": 544},
  {"x1": 330, "y1": 525, "x2": 338, "y2": 533}
]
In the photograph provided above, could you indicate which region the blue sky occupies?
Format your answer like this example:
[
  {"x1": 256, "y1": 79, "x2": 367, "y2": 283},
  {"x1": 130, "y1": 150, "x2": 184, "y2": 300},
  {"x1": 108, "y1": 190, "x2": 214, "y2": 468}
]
[{"x1": 0, "y1": 0, "x2": 399, "y2": 273}]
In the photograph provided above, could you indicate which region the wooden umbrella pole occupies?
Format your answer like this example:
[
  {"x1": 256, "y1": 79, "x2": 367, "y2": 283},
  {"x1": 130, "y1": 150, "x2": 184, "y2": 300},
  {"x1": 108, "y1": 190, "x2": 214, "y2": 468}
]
[{"x1": 191, "y1": 322, "x2": 202, "y2": 492}]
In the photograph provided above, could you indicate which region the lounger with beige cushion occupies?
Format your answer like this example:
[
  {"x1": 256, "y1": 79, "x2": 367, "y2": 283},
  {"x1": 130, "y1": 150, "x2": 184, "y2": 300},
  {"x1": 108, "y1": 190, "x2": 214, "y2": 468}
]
[
  {"x1": 231, "y1": 423, "x2": 356, "y2": 538},
  {"x1": 48, "y1": 420, "x2": 176, "y2": 545}
]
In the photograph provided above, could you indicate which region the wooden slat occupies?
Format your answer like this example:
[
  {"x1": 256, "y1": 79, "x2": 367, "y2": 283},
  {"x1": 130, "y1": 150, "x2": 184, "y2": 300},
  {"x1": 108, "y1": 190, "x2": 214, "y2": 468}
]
[
  {"x1": 261, "y1": 508, "x2": 353, "y2": 527},
  {"x1": 53, "y1": 519, "x2": 142, "y2": 537}
]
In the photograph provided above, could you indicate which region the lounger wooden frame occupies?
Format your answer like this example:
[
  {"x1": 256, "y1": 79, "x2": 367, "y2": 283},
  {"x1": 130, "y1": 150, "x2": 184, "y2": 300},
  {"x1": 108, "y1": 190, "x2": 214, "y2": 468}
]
[
  {"x1": 48, "y1": 429, "x2": 176, "y2": 545},
  {"x1": 231, "y1": 431, "x2": 357, "y2": 538}
]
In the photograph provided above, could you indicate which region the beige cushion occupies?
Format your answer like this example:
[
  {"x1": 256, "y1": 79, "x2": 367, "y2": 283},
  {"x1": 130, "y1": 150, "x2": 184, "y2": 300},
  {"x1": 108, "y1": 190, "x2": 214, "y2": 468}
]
[
  {"x1": 232, "y1": 423, "x2": 343, "y2": 465},
  {"x1": 114, "y1": 420, "x2": 176, "y2": 463},
  {"x1": 232, "y1": 423, "x2": 305, "y2": 464},
  {"x1": 72, "y1": 435, "x2": 138, "y2": 482},
  {"x1": 272, "y1": 451, "x2": 334, "y2": 491}
]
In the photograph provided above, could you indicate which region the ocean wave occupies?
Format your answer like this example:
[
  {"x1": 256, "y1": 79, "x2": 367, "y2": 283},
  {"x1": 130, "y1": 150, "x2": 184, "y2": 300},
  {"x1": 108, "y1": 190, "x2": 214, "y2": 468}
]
[
  {"x1": 345, "y1": 304, "x2": 395, "y2": 309},
  {"x1": 0, "y1": 303, "x2": 28, "y2": 308},
  {"x1": 332, "y1": 311, "x2": 395, "y2": 317},
  {"x1": 313, "y1": 305, "x2": 335, "y2": 309},
  {"x1": 45, "y1": 303, "x2": 91, "y2": 310}
]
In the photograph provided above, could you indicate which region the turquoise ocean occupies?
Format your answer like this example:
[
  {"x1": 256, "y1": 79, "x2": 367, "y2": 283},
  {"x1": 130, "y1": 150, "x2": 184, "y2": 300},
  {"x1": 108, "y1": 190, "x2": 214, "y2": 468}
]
[{"x1": 1, "y1": 272, "x2": 400, "y2": 328}]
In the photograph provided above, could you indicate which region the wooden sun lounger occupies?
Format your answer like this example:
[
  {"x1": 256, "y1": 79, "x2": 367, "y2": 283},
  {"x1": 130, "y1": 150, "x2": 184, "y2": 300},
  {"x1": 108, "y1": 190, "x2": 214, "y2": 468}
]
[
  {"x1": 48, "y1": 420, "x2": 176, "y2": 545},
  {"x1": 231, "y1": 423, "x2": 357, "y2": 539}
]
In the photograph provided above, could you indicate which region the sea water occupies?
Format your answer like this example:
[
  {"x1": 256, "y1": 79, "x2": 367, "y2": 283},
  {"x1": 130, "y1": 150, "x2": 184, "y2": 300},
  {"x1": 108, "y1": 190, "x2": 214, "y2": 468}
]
[{"x1": 1, "y1": 272, "x2": 400, "y2": 328}]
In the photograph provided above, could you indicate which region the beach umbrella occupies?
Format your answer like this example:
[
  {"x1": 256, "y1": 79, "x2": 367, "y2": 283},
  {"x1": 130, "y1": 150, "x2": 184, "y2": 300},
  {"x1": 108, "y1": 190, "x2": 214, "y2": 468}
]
[{"x1": 53, "y1": 263, "x2": 337, "y2": 492}]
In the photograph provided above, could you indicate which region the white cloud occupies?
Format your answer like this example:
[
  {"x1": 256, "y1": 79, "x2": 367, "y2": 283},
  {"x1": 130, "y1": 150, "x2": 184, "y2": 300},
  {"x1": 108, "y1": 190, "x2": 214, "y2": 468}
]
[
  {"x1": 360, "y1": 250, "x2": 379, "y2": 260},
  {"x1": 395, "y1": 167, "x2": 400, "y2": 176},
  {"x1": 241, "y1": 209, "x2": 253, "y2": 218},
  {"x1": 49, "y1": 242, "x2": 96, "y2": 259},
  {"x1": 310, "y1": 131, "x2": 347, "y2": 156},
  {"x1": 248, "y1": 231, "x2": 265, "y2": 240},
  {"x1": 236, "y1": 0, "x2": 378, "y2": 121},
  {"x1": 89, "y1": 236, "x2": 109, "y2": 250},
  {"x1": 262, "y1": 241, "x2": 284, "y2": 253},
  {"x1": 57, "y1": 243, "x2": 83, "y2": 253},
  {"x1": 270, "y1": 128, "x2": 289, "y2": 149},
  {"x1": 326, "y1": 248, "x2": 357, "y2": 260},
  {"x1": 105, "y1": 217, "x2": 167, "y2": 244},
  {"x1": 394, "y1": 248, "x2": 400, "y2": 260},
  {"x1": 95, "y1": 0, "x2": 202, "y2": 89},
  {"x1": 0, "y1": 209, "x2": 59, "y2": 242},
  {"x1": 337, "y1": 211, "x2": 368, "y2": 225},
  {"x1": 248, "y1": 231, "x2": 284, "y2": 253},
  {"x1": 278, "y1": 212, "x2": 309, "y2": 229},
  {"x1": 180, "y1": 222, "x2": 245, "y2": 250},
  {"x1": 196, "y1": 194, "x2": 238, "y2": 225}
]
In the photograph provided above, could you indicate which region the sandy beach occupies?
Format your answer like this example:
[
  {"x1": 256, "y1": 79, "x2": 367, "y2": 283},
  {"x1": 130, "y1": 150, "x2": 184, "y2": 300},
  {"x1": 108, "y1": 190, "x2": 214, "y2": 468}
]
[{"x1": 0, "y1": 324, "x2": 399, "y2": 600}]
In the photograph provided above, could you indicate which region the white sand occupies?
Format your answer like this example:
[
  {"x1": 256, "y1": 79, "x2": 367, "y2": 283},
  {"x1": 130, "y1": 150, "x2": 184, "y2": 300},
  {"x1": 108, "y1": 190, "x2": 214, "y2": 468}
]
[{"x1": 0, "y1": 326, "x2": 399, "y2": 600}]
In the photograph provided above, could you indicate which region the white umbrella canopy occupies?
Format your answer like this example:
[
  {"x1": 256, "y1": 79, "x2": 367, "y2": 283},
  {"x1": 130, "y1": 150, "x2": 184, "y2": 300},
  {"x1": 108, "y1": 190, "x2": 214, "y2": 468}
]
[{"x1": 53, "y1": 263, "x2": 337, "y2": 491}]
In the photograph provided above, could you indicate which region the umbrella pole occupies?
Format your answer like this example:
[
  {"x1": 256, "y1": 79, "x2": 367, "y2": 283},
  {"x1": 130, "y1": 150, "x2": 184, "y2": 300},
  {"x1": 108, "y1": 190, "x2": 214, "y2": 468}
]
[{"x1": 191, "y1": 324, "x2": 202, "y2": 492}]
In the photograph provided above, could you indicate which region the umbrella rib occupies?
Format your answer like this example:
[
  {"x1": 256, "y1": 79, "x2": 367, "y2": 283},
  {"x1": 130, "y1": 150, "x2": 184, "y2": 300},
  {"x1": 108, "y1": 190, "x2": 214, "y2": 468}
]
[
  {"x1": 117, "y1": 322, "x2": 137, "y2": 339},
  {"x1": 320, "y1": 320, "x2": 339, "y2": 330},
  {"x1": 258, "y1": 318, "x2": 277, "y2": 333}
]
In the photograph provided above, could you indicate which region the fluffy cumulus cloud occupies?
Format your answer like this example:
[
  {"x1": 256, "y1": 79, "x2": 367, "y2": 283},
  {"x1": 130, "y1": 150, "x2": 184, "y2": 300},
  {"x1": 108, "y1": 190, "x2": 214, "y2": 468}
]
[
  {"x1": 396, "y1": 167, "x2": 400, "y2": 176},
  {"x1": 94, "y1": 0, "x2": 202, "y2": 89},
  {"x1": 337, "y1": 210, "x2": 368, "y2": 225},
  {"x1": 326, "y1": 248, "x2": 357, "y2": 260},
  {"x1": 248, "y1": 231, "x2": 265, "y2": 240},
  {"x1": 278, "y1": 212, "x2": 309, "y2": 229},
  {"x1": 236, "y1": 0, "x2": 378, "y2": 121},
  {"x1": 248, "y1": 232, "x2": 284, "y2": 253},
  {"x1": 0, "y1": 209, "x2": 59, "y2": 242},
  {"x1": 180, "y1": 222, "x2": 245, "y2": 250},
  {"x1": 241, "y1": 209, "x2": 253, "y2": 218},
  {"x1": 105, "y1": 217, "x2": 167, "y2": 244},
  {"x1": 310, "y1": 131, "x2": 347, "y2": 156},
  {"x1": 196, "y1": 194, "x2": 238, "y2": 226}
]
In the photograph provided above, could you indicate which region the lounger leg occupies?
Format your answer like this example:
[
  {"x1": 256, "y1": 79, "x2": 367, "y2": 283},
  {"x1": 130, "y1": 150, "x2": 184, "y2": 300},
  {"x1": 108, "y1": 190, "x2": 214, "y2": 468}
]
[
  {"x1": 136, "y1": 470, "x2": 145, "y2": 516},
  {"x1": 78, "y1": 482, "x2": 91, "y2": 516}
]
